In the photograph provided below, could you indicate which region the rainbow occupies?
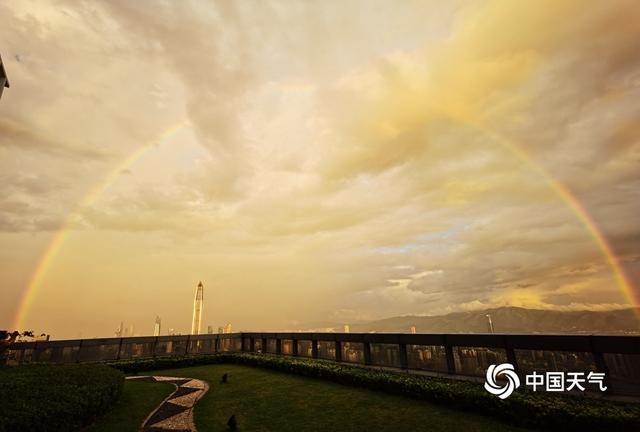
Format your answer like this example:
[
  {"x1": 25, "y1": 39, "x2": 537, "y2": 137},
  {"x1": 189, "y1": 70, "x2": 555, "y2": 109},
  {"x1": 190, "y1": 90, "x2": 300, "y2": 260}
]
[
  {"x1": 11, "y1": 120, "x2": 190, "y2": 330},
  {"x1": 11, "y1": 116, "x2": 639, "y2": 330},
  {"x1": 460, "y1": 116, "x2": 638, "y2": 313}
]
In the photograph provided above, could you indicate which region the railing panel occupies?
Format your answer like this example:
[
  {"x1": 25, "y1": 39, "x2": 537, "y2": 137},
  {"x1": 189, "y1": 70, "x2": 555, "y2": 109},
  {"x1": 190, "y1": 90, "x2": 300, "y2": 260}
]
[
  {"x1": 454, "y1": 346, "x2": 508, "y2": 377},
  {"x1": 514, "y1": 349, "x2": 597, "y2": 375},
  {"x1": 318, "y1": 341, "x2": 336, "y2": 360},
  {"x1": 35, "y1": 347, "x2": 54, "y2": 363},
  {"x1": 78, "y1": 344, "x2": 119, "y2": 362},
  {"x1": 370, "y1": 343, "x2": 401, "y2": 367},
  {"x1": 190, "y1": 339, "x2": 215, "y2": 354},
  {"x1": 407, "y1": 345, "x2": 448, "y2": 372},
  {"x1": 61, "y1": 346, "x2": 80, "y2": 363},
  {"x1": 155, "y1": 341, "x2": 178, "y2": 357},
  {"x1": 342, "y1": 342, "x2": 364, "y2": 364},
  {"x1": 120, "y1": 342, "x2": 154, "y2": 359},
  {"x1": 281, "y1": 339, "x2": 293, "y2": 355},
  {"x1": 604, "y1": 353, "x2": 640, "y2": 395},
  {"x1": 297, "y1": 340, "x2": 313, "y2": 358}
]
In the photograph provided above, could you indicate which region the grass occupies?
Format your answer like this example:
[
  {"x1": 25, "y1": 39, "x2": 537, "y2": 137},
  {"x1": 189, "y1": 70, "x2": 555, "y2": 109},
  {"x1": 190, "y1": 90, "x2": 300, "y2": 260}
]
[
  {"x1": 86, "y1": 379, "x2": 174, "y2": 432},
  {"x1": 150, "y1": 363, "x2": 531, "y2": 432}
]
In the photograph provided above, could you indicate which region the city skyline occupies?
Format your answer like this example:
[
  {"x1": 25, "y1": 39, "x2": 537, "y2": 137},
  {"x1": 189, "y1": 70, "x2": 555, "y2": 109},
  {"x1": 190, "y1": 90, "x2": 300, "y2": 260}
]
[{"x1": 1, "y1": 1, "x2": 639, "y2": 338}]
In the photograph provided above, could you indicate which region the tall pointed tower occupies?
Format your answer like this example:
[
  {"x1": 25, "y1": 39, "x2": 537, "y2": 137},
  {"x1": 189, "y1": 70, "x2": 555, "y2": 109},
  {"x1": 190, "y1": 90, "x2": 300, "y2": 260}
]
[
  {"x1": 154, "y1": 316, "x2": 162, "y2": 336},
  {"x1": 191, "y1": 281, "x2": 204, "y2": 335}
]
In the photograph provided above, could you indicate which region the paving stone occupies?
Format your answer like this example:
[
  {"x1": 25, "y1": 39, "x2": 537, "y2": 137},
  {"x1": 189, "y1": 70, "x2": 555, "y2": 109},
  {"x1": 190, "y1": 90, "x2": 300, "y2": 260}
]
[
  {"x1": 171, "y1": 386, "x2": 200, "y2": 398},
  {"x1": 168, "y1": 390, "x2": 203, "y2": 407},
  {"x1": 148, "y1": 409, "x2": 193, "y2": 430},
  {"x1": 181, "y1": 379, "x2": 205, "y2": 389},
  {"x1": 153, "y1": 376, "x2": 186, "y2": 381},
  {"x1": 138, "y1": 376, "x2": 208, "y2": 431},
  {"x1": 146, "y1": 401, "x2": 188, "y2": 425}
]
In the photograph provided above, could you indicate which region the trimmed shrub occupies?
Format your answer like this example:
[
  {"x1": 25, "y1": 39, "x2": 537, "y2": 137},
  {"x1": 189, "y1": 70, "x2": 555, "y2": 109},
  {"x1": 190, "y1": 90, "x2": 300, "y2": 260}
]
[
  {"x1": 0, "y1": 364, "x2": 123, "y2": 432},
  {"x1": 109, "y1": 353, "x2": 640, "y2": 431}
]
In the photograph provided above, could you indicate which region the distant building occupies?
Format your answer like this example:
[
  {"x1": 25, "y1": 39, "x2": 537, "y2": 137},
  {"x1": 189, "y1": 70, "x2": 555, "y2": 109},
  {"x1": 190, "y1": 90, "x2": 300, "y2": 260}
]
[
  {"x1": 168, "y1": 328, "x2": 175, "y2": 336},
  {"x1": 223, "y1": 323, "x2": 232, "y2": 334},
  {"x1": 218, "y1": 326, "x2": 224, "y2": 334},
  {"x1": 0, "y1": 53, "x2": 9, "y2": 100},
  {"x1": 191, "y1": 281, "x2": 204, "y2": 335},
  {"x1": 154, "y1": 316, "x2": 162, "y2": 336},
  {"x1": 410, "y1": 326, "x2": 416, "y2": 334},
  {"x1": 343, "y1": 324, "x2": 350, "y2": 333},
  {"x1": 207, "y1": 325, "x2": 214, "y2": 334},
  {"x1": 486, "y1": 314, "x2": 495, "y2": 334},
  {"x1": 115, "y1": 321, "x2": 124, "y2": 337}
]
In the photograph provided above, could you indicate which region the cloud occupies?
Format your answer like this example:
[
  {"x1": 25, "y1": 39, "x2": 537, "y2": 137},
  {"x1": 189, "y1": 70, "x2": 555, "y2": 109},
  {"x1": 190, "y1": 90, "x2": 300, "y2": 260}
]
[
  {"x1": 0, "y1": 117, "x2": 111, "y2": 160},
  {"x1": 1, "y1": 0, "x2": 639, "y2": 336}
]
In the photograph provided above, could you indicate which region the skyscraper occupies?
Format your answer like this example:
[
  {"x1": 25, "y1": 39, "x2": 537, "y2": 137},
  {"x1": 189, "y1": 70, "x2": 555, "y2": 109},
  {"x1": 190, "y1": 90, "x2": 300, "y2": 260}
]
[
  {"x1": 191, "y1": 281, "x2": 204, "y2": 335},
  {"x1": 154, "y1": 316, "x2": 162, "y2": 336}
]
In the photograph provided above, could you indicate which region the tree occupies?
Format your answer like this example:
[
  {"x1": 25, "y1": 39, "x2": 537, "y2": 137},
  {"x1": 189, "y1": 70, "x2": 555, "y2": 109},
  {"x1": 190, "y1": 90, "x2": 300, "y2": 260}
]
[{"x1": 0, "y1": 330, "x2": 33, "y2": 365}]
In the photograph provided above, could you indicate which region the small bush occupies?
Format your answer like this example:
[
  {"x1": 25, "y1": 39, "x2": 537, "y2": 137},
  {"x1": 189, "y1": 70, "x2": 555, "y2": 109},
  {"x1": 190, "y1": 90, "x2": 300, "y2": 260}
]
[
  {"x1": 0, "y1": 364, "x2": 124, "y2": 432},
  {"x1": 109, "y1": 353, "x2": 640, "y2": 431}
]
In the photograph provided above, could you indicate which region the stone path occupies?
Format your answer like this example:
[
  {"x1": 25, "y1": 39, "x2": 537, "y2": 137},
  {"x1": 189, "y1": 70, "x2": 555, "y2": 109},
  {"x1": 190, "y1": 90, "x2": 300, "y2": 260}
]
[{"x1": 126, "y1": 375, "x2": 209, "y2": 431}]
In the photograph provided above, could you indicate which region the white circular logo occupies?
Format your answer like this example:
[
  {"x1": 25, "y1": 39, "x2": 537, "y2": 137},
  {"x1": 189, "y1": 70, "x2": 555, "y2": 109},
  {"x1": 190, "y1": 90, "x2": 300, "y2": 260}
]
[{"x1": 484, "y1": 363, "x2": 521, "y2": 399}]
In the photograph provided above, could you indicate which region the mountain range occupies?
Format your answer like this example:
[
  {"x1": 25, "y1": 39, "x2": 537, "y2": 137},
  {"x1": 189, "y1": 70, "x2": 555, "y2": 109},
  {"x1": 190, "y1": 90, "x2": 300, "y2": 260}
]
[{"x1": 297, "y1": 307, "x2": 640, "y2": 334}]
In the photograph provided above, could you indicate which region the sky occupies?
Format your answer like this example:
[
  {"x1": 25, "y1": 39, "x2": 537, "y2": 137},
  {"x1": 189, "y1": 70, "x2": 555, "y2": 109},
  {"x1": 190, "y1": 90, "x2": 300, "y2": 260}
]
[{"x1": 1, "y1": 0, "x2": 639, "y2": 339}]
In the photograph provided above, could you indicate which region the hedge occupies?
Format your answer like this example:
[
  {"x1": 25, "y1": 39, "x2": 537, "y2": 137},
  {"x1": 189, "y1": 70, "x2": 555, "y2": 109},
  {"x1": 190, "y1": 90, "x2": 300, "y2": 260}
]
[
  {"x1": 109, "y1": 353, "x2": 640, "y2": 431},
  {"x1": 0, "y1": 364, "x2": 124, "y2": 432}
]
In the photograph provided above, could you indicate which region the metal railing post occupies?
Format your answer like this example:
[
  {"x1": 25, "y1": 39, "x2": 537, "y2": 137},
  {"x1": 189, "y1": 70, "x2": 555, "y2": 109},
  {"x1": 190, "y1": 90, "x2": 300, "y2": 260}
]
[
  {"x1": 335, "y1": 341, "x2": 342, "y2": 362},
  {"x1": 444, "y1": 337, "x2": 456, "y2": 374},
  {"x1": 312, "y1": 339, "x2": 319, "y2": 359},
  {"x1": 506, "y1": 348, "x2": 518, "y2": 370},
  {"x1": 116, "y1": 338, "x2": 123, "y2": 360},
  {"x1": 589, "y1": 336, "x2": 610, "y2": 374},
  {"x1": 363, "y1": 341, "x2": 372, "y2": 365},
  {"x1": 76, "y1": 339, "x2": 84, "y2": 363},
  {"x1": 399, "y1": 343, "x2": 408, "y2": 369}
]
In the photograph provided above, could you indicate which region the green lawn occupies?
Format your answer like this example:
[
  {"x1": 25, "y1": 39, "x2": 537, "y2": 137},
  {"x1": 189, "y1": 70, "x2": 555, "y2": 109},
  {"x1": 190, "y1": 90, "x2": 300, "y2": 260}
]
[
  {"x1": 149, "y1": 364, "x2": 532, "y2": 432},
  {"x1": 86, "y1": 379, "x2": 174, "y2": 432}
]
